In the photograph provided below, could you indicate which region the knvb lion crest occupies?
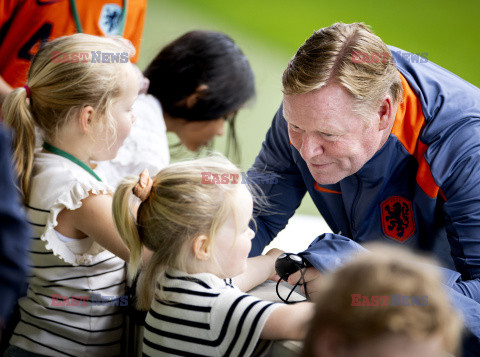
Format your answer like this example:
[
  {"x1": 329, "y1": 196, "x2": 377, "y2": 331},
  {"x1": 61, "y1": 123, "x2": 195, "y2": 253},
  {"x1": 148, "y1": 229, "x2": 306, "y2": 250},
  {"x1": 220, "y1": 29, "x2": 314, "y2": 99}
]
[
  {"x1": 99, "y1": 4, "x2": 123, "y2": 36},
  {"x1": 380, "y1": 196, "x2": 415, "y2": 242}
]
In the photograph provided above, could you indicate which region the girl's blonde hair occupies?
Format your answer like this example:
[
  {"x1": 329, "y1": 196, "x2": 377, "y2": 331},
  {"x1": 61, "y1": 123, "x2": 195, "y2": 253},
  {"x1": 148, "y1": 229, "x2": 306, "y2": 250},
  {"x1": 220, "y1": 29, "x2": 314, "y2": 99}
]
[
  {"x1": 113, "y1": 155, "x2": 248, "y2": 310},
  {"x1": 282, "y1": 22, "x2": 403, "y2": 123},
  {"x1": 2, "y1": 33, "x2": 135, "y2": 201},
  {"x1": 301, "y1": 244, "x2": 463, "y2": 356}
]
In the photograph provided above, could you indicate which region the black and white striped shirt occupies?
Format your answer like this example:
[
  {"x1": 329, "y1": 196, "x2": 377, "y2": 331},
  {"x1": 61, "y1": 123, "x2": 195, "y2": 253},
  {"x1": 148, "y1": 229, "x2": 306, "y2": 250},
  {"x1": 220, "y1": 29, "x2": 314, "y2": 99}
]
[{"x1": 143, "y1": 269, "x2": 279, "y2": 356}]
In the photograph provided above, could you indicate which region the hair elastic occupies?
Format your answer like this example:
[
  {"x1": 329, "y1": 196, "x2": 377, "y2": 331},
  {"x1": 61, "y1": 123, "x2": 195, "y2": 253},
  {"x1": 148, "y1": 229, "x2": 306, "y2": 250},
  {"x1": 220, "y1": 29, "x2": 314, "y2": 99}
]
[
  {"x1": 133, "y1": 169, "x2": 153, "y2": 202},
  {"x1": 24, "y1": 85, "x2": 31, "y2": 99}
]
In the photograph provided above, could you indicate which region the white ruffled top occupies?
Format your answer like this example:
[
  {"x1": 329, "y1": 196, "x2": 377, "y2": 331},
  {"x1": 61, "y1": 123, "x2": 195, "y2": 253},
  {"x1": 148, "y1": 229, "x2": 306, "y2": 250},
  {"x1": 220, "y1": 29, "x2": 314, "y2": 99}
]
[
  {"x1": 28, "y1": 151, "x2": 113, "y2": 265},
  {"x1": 11, "y1": 151, "x2": 127, "y2": 356}
]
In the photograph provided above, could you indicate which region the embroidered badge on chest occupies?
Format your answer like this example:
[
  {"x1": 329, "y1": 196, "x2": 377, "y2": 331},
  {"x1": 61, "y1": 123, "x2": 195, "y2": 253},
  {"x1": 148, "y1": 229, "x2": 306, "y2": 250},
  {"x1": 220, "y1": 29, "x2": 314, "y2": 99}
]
[
  {"x1": 380, "y1": 196, "x2": 416, "y2": 242},
  {"x1": 99, "y1": 4, "x2": 122, "y2": 36}
]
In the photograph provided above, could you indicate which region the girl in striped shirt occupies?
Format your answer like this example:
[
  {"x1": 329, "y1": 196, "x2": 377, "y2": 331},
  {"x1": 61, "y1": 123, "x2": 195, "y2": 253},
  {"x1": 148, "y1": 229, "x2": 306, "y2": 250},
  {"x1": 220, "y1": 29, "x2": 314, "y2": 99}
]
[
  {"x1": 113, "y1": 156, "x2": 314, "y2": 356},
  {"x1": 3, "y1": 34, "x2": 139, "y2": 356}
]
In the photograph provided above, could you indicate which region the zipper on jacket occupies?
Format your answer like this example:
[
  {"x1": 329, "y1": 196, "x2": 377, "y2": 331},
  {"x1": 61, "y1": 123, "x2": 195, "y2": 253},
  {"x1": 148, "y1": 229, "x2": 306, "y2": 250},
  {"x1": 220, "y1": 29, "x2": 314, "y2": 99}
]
[{"x1": 350, "y1": 173, "x2": 362, "y2": 236}]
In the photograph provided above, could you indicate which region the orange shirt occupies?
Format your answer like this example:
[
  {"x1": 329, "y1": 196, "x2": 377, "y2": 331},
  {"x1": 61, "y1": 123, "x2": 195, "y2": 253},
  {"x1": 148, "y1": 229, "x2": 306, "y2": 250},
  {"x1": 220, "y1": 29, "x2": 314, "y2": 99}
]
[{"x1": 0, "y1": 0, "x2": 147, "y2": 88}]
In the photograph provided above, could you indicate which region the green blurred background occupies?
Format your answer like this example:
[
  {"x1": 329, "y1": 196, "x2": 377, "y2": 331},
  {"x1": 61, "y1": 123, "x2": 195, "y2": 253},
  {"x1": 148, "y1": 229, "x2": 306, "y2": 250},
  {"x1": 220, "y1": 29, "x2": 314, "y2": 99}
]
[{"x1": 137, "y1": 0, "x2": 480, "y2": 215}]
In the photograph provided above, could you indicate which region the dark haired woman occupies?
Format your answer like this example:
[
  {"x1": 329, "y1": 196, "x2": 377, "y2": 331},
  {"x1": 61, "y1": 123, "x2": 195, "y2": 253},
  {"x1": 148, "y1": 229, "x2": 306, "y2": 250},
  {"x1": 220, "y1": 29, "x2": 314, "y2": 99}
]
[{"x1": 99, "y1": 30, "x2": 255, "y2": 187}]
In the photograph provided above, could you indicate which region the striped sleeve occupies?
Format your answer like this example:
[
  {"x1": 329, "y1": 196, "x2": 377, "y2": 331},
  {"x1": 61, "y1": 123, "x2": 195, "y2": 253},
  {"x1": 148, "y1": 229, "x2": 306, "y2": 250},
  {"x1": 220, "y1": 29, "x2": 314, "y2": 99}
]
[{"x1": 211, "y1": 289, "x2": 279, "y2": 356}]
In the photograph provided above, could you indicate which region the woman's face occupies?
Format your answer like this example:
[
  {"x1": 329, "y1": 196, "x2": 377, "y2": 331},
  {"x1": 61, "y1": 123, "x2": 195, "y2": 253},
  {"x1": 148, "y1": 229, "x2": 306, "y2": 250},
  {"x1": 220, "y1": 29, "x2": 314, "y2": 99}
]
[
  {"x1": 174, "y1": 111, "x2": 236, "y2": 151},
  {"x1": 177, "y1": 117, "x2": 226, "y2": 151}
]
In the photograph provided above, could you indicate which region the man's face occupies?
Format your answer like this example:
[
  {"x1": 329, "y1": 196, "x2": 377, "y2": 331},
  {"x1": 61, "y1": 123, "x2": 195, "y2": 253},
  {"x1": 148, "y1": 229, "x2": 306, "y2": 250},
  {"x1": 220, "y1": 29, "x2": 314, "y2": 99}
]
[{"x1": 283, "y1": 83, "x2": 387, "y2": 185}]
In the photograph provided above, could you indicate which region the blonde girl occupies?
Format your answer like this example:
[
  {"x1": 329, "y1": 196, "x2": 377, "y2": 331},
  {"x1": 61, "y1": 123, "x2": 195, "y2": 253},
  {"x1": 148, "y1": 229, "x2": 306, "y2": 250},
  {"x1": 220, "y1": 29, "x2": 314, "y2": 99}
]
[
  {"x1": 3, "y1": 34, "x2": 138, "y2": 357},
  {"x1": 113, "y1": 156, "x2": 314, "y2": 356}
]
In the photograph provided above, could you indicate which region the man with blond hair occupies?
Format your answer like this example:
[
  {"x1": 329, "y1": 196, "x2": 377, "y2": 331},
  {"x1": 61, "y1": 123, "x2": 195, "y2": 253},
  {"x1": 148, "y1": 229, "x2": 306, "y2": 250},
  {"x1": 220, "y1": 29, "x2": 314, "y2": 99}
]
[{"x1": 249, "y1": 22, "x2": 480, "y2": 355}]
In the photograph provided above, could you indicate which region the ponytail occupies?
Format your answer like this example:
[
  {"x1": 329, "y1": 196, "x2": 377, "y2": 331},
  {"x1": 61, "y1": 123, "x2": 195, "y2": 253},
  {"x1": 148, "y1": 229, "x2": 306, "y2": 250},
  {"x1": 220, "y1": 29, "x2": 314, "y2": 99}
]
[
  {"x1": 112, "y1": 177, "x2": 165, "y2": 310},
  {"x1": 112, "y1": 177, "x2": 144, "y2": 281},
  {"x1": 3, "y1": 87, "x2": 37, "y2": 201},
  {"x1": 136, "y1": 251, "x2": 163, "y2": 310}
]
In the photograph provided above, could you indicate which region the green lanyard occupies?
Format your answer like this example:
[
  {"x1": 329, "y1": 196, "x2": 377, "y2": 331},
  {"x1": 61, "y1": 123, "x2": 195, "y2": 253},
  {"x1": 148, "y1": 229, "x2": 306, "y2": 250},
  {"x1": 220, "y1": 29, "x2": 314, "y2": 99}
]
[
  {"x1": 69, "y1": 0, "x2": 128, "y2": 35},
  {"x1": 43, "y1": 142, "x2": 102, "y2": 182}
]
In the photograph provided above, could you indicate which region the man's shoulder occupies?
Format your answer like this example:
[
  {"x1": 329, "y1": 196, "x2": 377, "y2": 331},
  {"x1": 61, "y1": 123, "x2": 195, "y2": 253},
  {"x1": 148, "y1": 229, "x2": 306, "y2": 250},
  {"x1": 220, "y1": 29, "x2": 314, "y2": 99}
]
[
  {"x1": 390, "y1": 46, "x2": 480, "y2": 125},
  {"x1": 389, "y1": 46, "x2": 480, "y2": 149}
]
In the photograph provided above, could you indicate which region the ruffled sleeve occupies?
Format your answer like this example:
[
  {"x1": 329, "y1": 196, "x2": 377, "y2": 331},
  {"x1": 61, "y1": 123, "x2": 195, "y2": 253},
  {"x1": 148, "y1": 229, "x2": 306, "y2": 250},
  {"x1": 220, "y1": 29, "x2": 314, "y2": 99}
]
[
  {"x1": 29, "y1": 152, "x2": 117, "y2": 266},
  {"x1": 40, "y1": 178, "x2": 113, "y2": 266}
]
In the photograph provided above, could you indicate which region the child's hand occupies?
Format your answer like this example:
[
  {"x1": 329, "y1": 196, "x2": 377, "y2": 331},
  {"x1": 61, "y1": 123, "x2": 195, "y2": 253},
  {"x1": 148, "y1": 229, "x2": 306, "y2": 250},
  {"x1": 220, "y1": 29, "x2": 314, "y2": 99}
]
[
  {"x1": 265, "y1": 248, "x2": 285, "y2": 281},
  {"x1": 232, "y1": 249, "x2": 284, "y2": 291},
  {"x1": 265, "y1": 248, "x2": 284, "y2": 260}
]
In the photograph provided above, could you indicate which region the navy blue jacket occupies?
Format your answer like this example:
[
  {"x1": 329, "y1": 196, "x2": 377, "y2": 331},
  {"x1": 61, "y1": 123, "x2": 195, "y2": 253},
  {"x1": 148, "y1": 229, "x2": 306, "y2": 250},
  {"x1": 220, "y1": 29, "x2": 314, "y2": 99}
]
[
  {"x1": 250, "y1": 47, "x2": 480, "y2": 353},
  {"x1": 0, "y1": 125, "x2": 30, "y2": 326}
]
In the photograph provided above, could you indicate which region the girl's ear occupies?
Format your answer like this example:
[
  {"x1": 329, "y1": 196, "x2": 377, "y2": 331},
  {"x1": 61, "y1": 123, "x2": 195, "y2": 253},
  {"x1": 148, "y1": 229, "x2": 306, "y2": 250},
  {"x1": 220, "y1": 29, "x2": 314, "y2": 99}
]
[
  {"x1": 185, "y1": 84, "x2": 209, "y2": 108},
  {"x1": 192, "y1": 234, "x2": 211, "y2": 260},
  {"x1": 79, "y1": 105, "x2": 95, "y2": 134}
]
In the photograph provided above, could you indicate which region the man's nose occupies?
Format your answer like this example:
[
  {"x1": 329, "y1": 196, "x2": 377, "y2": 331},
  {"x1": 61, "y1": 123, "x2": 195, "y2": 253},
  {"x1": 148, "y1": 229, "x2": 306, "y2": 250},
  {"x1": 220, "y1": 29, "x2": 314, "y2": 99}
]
[{"x1": 300, "y1": 133, "x2": 324, "y2": 161}]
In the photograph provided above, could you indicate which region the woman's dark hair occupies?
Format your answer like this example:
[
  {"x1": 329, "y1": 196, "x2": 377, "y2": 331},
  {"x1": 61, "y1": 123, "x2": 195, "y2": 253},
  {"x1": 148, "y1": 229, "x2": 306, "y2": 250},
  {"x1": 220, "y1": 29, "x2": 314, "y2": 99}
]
[{"x1": 144, "y1": 30, "x2": 255, "y2": 160}]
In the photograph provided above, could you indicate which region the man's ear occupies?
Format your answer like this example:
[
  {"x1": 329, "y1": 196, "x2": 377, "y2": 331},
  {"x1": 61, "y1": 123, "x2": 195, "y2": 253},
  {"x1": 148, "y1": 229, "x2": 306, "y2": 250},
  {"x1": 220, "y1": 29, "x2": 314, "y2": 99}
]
[
  {"x1": 79, "y1": 105, "x2": 95, "y2": 134},
  {"x1": 192, "y1": 234, "x2": 211, "y2": 260},
  {"x1": 377, "y1": 95, "x2": 396, "y2": 131},
  {"x1": 185, "y1": 84, "x2": 209, "y2": 108}
]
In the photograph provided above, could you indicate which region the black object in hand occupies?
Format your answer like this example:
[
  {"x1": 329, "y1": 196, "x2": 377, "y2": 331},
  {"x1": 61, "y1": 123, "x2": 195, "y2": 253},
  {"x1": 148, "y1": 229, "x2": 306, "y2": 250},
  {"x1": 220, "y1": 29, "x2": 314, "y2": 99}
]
[
  {"x1": 274, "y1": 253, "x2": 312, "y2": 303},
  {"x1": 275, "y1": 253, "x2": 311, "y2": 280}
]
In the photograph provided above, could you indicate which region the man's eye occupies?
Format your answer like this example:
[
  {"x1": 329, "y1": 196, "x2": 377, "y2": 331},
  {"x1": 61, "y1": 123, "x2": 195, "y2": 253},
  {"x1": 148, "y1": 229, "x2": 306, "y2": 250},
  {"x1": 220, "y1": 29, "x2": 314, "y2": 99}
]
[{"x1": 322, "y1": 132, "x2": 339, "y2": 139}]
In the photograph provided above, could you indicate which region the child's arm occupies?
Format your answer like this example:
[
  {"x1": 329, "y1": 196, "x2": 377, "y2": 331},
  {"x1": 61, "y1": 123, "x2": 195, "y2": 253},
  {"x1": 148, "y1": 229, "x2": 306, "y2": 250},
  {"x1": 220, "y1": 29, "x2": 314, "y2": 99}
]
[
  {"x1": 58, "y1": 193, "x2": 130, "y2": 261},
  {"x1": 233, "y1": 248, "x2": 284, "y2": 292},
  {"x1": 261, "y1": 302, "x2": 315, "y2": 340}
]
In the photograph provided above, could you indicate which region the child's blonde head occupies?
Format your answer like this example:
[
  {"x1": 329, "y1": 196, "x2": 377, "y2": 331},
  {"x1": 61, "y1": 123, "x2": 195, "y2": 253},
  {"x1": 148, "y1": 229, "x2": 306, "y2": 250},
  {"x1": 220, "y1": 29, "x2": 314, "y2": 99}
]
[
  {"x1": 301, "y1": 244, "x2": 462, "y2": 356},
  {"x1": 3, "y1": 33, "x2": 135, "y2": 200},
  {"x1": 113, "y1": 155, "x2": 248, "y2": 310}
]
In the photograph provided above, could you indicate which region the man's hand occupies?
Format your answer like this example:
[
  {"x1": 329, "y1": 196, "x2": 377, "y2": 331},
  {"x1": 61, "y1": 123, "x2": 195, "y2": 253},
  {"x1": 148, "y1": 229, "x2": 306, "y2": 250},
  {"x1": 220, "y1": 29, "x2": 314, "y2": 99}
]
[{"x1": 287, "y1": 266, "x2": 322, "y2": 299}]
